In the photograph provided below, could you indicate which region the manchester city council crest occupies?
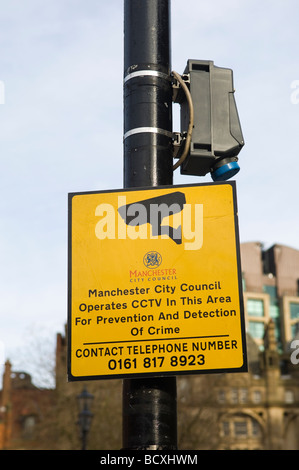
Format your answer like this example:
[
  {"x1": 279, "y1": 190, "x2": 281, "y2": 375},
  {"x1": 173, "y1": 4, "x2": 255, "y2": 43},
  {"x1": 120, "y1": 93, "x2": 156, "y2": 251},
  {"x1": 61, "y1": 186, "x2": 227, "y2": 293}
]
[{"x1": 143, "y1": 251, "x2": 162, "y2": 268}]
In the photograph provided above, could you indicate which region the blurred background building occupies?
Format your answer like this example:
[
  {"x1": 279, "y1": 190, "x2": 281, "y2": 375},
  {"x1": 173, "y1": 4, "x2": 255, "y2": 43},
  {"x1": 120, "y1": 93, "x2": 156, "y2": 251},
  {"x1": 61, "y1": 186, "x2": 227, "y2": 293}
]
[{"x1": 1, "y1": 242, "x2": 299, "y2": 450}]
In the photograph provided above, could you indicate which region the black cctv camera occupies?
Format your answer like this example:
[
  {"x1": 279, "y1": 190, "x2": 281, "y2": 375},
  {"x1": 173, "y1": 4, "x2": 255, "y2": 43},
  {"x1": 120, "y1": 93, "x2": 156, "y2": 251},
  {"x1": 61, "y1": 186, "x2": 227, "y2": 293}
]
[{"x1": 174, "y1": 60, "x2": 244, "y2": 181}]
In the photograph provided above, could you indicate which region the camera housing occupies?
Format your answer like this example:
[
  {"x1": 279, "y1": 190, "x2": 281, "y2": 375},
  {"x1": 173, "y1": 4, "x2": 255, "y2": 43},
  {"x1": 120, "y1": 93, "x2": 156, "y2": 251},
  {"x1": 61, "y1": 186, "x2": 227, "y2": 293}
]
[{"x1": 175, "y1": 60, "x2": 244, "y2": 181}]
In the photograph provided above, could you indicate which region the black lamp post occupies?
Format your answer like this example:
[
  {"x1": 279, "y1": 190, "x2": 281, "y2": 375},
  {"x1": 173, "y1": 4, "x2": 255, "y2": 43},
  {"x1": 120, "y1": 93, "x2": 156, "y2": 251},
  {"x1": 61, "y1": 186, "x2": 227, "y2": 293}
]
[{"x1": 77, "y1": 387, "x2": 94, "y2": 450}]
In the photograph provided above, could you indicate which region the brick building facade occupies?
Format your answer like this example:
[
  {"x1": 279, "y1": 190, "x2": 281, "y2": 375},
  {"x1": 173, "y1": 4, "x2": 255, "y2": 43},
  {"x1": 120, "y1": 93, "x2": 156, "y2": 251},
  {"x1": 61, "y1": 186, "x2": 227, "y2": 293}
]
[{"x1": 0, "y1": 360, "x2": 54, "y2": 449}]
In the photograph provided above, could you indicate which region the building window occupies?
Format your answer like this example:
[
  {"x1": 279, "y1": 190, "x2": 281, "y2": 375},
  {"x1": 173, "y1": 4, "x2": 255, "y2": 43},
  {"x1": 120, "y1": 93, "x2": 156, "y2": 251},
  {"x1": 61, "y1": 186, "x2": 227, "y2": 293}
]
[
  {"x1": 228, "y1": 388, "x2": 249, "y2": 404},
  {"x1": 263, "y1": 285, "x2": 277, "y2": 302},
  {"x1": 270, "y1": 304, "x2": 280, "y2": 320},
  {"x1": 220, "y1": 416, "x2": 261, "y2": 440},
  {"x1": 290, "y1": 302, "x2": 299, "y2": 320},
  {"x1": 252, "y1": 420, "x2": 261, "y2": 437},
  {"x1": 240, "y1": 388, "x2": 248, "y2": 404},
  {"x1": 234, "y1": 420, "x2": 248, "y2": 437},
  {"x1": 252, "y1": 390, "x2": 262, "y2": 404},
  {"x1": 249, "y1": 321, "x2": 265, "y2": 339},
  {"x1": 222, "y1": 421, "x2": 230, "y2": 436},
  {"x1": 22, "y1": 415, "x2": 36, "y2": 439},
  {"x1": 247, "y1": 299, "x2": 264, "y2": 317},
  {"x1": 231, "y1": 388, "x2": 239, "y2": 404},
  {"x1": 218, "y1": 390, "x2": 226, "y2": 404},
  {"x1": 291, "y1": 323, "x2": 299, "y2": 338},
  {"x1": 285, "y1": 390, "x2": 294, "y2": 404}
]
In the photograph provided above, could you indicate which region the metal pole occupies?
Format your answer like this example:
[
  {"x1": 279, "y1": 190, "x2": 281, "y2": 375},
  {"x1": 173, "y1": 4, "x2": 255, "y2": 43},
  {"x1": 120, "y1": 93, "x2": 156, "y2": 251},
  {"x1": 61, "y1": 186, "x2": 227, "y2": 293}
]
[
  {"x1": 123, "y1": 0, "x2": 173, "y2": 188},
  {"x1": 122, "y1": 0, "x2": 177, "y2": 450}
]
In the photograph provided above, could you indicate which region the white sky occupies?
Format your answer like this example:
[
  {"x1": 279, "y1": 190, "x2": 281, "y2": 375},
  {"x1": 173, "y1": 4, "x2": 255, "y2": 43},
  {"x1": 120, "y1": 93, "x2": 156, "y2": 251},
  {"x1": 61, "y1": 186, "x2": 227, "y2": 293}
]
[{"x1": 1, "y1": 0, "x2": 299, "y2": 384}]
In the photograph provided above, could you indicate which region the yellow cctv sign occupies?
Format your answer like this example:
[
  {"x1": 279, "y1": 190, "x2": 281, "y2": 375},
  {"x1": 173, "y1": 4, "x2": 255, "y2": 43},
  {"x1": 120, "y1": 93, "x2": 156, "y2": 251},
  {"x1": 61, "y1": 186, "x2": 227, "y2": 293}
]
[{"x1": 67, "y1": 182, "x2": 247, "y2": 381}]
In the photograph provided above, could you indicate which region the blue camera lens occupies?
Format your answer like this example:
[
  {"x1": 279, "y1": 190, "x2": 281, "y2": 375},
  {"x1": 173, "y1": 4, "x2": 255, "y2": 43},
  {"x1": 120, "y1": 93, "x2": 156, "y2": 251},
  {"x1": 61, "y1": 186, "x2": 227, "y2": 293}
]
[{"x1": 211, "y1": 161, "x2": 240, "y2": 181}]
